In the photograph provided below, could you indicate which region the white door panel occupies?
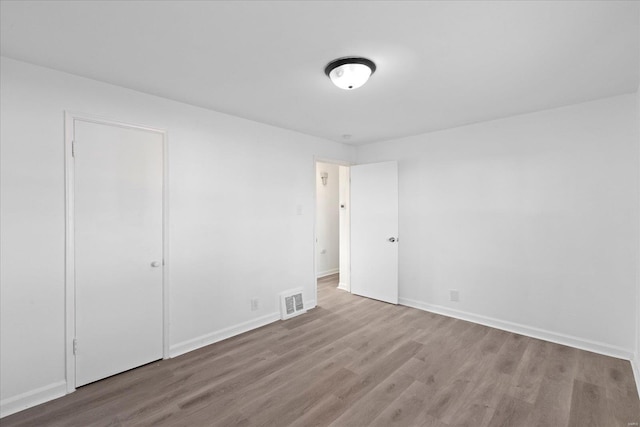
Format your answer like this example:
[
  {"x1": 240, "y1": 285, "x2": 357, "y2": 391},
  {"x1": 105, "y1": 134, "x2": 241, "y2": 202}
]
[
  {"x1": 350, "y1": 161, "x2": 398, "y2": 304},
  {"x1": 74, "y1": 120, "x2": 163, "y2": 387}
]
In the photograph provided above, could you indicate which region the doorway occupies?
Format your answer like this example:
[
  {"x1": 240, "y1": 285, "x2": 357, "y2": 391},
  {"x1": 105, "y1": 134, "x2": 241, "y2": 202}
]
[
  {"x1": 315, "y1": 160, "x2": 350, "y2": 301},
  {"x1": 64, "y1": 112, "x2": 169, "y2": 391},
  {"x1": 314, "y1": 159, "x2": 400, "y2": 306}
]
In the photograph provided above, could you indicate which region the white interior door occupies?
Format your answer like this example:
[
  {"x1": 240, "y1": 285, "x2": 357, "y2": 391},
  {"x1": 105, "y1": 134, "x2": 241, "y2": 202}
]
[
  {"x1": 350, "y1": 161, "x2": 399, "y2": 304},
  {"x1": 74, "y1": 120, "x2": 164, "y2": 387}
]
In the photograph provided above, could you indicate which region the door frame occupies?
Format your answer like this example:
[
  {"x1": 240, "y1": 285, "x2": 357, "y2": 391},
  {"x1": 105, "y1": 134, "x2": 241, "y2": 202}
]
[
  {"x1": 312, "y1": 156, "x2": 352, "y2": 305},
  {"x1": 64, "y1": 111, "x2": 170, "y2": 393}
]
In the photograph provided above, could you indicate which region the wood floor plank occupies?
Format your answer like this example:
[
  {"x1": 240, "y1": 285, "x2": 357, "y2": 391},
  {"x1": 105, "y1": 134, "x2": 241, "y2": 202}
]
[
  {"x1": 175, "y1": 345, "x2": 312, "y2": 414},
  {"x1": 408, "y1": 323, "x2": 501, "y2": 394},
  {"x1": 493, "y1": 333, "x2": 530, "y2": 376},
  {"x1": 346, "y1": 326, "x2": 421, "y2": 375},
  {"x1": 122, "y1": 403, "x2": 180, "y2": 427},
  {"x1": 179, "y1": 344, "x2": 357, "y2": 422},
  {"x1": 605, "y1": 355, "x2": 640, "y2": 400},
  {"x1": 528, "y1": 377, "x2": 574, "y2": 427},
  {"x1": 191, "y1": 345, "x2": 350, "y2": 425},
  {"x1": 249, "y1": 367, "x2": 357, "y2": 427},
  {"x1": 235, "y1": 348, "x2": 359, "y2": 420},
  {"x1": 419, "y1": 415, "x2": 451, "y2": 427},
  {"x1": 567, "y1": 380, "x2": 611, "y2": 427},
  {"x1": 332, "y1": 340, "x2": 423, "y2": 407},
  {"x1": 369, "y1": 380, "x2": 433, "y2": 426},
  {"x1": 425, "y1": 378, "x2": 471, "y2": 421},
  {"x1": 327, "y1": 370, "x2": 416, "y2": 427},
  {"x1": 604, "y1": 357, "x2": 640, "y2": 427},
  {"x1": 443, "y1": 370, "x2": 511, "y2": 426},
  {"x1": 486, "y1": 394, "x2": 533, "y2": 427},
  {"x1": 575, "y1": 350, "x2": 609, "y2": 388},
  {"x1": 606, "y1": 387, "x2": 640, "y2": 427},
  {"x1": 544, "y1": 342, "x2": 579, "y2": 384},
  {"x1": 3, "y1": 274, "x2": 638, "y2": 427},
  {"x1": 507, "y1": 338, "x2": 550, "y2": 404}
]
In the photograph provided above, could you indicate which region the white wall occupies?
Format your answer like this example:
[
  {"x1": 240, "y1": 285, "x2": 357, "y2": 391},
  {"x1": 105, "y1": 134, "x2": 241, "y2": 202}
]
[
  {"x1": 357, "y1": 94, "x2": 639, "y2": 358},
  {"x1": 338, "y1": 165, "x2": 351, "y2": 291},
  {"x1": 0, "y1": 57, "x2": 354, "y2": 416},
  {"x1": 315, "y1": 162, "x2": 340, "y2": 277}
]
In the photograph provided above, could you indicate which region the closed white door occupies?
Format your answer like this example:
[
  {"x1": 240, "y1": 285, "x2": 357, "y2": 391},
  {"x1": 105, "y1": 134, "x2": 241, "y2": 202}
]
[
  {"x1": 350, "y1": 161, "x2": 399, "y2": 304},
  {"x1": 74, "y1": 119, "x2": 164, "y2": 387}
]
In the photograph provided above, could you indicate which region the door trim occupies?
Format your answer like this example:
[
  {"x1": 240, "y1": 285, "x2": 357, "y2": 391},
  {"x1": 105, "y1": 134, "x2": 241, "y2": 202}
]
[{"x1": 64, "y1": 111, "x2": 170, "y2": 394}]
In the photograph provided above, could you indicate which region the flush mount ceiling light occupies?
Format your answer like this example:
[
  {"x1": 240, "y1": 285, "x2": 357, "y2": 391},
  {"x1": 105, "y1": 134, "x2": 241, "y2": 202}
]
[{"x1": 325, "y1": 57, "x2": 376, "y2": 90}]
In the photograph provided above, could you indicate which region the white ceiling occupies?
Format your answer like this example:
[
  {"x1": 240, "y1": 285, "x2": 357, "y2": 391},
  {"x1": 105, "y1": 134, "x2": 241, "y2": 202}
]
[{"x1": 1, "y1": 1, "x2": 638, "y2": 145}]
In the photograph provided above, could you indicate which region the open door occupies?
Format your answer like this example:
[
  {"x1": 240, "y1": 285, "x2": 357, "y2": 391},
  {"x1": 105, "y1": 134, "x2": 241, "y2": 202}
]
[{"x1": 350, "y1": 161, "x2": 398, "y2": 304}]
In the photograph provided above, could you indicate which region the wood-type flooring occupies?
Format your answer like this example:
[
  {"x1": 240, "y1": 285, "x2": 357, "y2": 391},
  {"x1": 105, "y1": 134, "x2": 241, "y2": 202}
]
[{"x1": 3, "y1": 274, "x2": 638, "y2": 426}]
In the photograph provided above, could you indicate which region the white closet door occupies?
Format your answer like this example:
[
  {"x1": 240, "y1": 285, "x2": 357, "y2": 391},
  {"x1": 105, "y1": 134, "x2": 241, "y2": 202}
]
[{"x1": 74, "y1": 120, "x2": 163, "y2": 387}]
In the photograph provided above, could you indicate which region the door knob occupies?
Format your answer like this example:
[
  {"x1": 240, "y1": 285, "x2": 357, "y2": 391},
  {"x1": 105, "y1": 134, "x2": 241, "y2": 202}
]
[
  {"x1": 150, "y1": 261, "x2": 161, "y2": 267},
  {"x1": 388, "y1": 237, "x2": 397, "y2": 243}
]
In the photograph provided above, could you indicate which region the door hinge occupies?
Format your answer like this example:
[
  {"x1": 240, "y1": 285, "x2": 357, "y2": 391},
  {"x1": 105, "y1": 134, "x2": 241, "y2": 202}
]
[
  {"x1": 71, "y1": 140, "x2": 76, "y2": 158},
  {"x1": 73, "y1": 339, "x2": 78, "y2": 355}
]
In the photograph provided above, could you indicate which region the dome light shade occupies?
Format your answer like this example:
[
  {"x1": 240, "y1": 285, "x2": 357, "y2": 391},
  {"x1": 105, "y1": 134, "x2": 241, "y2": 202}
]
[{"x1": 325, "y1": 57, "x2": 376, "y2": 90}]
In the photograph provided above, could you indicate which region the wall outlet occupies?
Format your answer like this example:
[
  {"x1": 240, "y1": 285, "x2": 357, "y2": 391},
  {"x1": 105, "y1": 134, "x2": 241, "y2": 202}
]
[
  {"x1": 449, "y1": 290, "x2": 460, "y2": 302},
  {"x1": 251, "y1": 298, "x2": 259, "y2": 311}
]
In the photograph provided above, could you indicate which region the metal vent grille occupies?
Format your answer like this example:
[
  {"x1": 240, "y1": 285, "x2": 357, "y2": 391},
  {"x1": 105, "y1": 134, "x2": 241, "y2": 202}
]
[
  {"x1": 280, "y1": 288, "x2": 306, "y2": 320},
  {"x1": 285, "y1": 296, "x2": 295, "y2": 315}
]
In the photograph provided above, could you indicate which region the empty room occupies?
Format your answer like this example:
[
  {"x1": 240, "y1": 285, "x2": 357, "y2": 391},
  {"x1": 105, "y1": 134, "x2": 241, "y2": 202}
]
[{"x1": 1, "y1": 1, "x2": 639, "y2": 426}]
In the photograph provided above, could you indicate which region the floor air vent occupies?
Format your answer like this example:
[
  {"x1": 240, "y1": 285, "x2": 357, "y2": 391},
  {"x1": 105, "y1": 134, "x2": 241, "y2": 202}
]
[{"x1": 280, "y1": 288, "x2": 306, "y2": 320}]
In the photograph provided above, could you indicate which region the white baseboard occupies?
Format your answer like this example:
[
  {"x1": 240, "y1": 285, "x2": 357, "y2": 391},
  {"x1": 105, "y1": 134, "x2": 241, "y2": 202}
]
[
  {"x1": 1, "y1": 380, "x2": 67, "y2": 419},
  {"x1": 399, "y1": 297, "x2": 634, "y2": 361},
  {"x1": 169, "y1": 312, "x2": 280, "y2": 358},
  {"x1": 632, "y1": 356, "x2": 640, "y2": 396},
  {"x1": 316, "y1": 268, "x2": 339, "y2": 278},
  {"x1": 337, "y1": 282, "x2": 350, "y2": 292}
]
